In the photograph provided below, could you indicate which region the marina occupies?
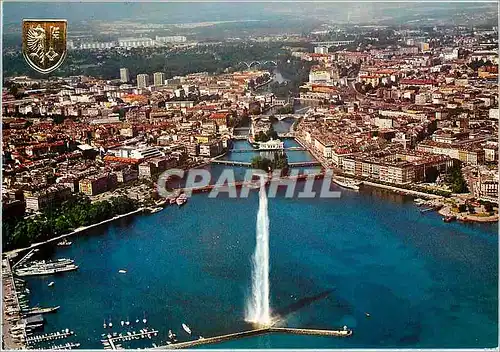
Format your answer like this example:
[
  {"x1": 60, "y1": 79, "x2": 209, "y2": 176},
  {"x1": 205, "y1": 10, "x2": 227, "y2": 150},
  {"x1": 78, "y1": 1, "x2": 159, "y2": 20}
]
[
  {"x1": 104, "y1": 328, "x2": 159, "y2": 349},
  {"x1": 26, "y1": 329, "x2": 74, "y2": 344},
  {"x1": 14, "y1": 259, "x2": 79, "y2": 277}
]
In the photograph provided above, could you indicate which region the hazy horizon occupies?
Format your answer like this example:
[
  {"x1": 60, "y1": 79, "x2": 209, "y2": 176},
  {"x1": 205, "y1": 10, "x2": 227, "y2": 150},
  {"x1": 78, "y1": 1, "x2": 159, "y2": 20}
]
[{"x1": 3, "y1": 1, "x2": 498, "y2": 27}]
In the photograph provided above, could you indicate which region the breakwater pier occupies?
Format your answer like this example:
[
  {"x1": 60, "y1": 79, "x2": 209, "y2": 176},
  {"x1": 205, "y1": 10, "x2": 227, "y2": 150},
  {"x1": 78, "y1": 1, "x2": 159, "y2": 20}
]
[{"x1": 153, "y1": 326, "x2": 352, "y2": 350}]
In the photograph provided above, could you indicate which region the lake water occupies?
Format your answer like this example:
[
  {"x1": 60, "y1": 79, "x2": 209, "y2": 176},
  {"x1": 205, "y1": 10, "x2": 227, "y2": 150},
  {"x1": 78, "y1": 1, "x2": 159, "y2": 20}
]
[
  {"x1": 23, "y1": 182, "x2": 497, "y2": 349},
  {"x1": 20, "y1": 124, "x2": 498, "y2": 349}
]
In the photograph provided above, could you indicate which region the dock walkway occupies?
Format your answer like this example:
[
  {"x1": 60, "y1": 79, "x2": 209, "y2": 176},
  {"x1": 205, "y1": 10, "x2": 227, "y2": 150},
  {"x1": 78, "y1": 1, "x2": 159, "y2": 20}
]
[{"x1": 153, "y1": 326, "x2": 352, "y2": 350}]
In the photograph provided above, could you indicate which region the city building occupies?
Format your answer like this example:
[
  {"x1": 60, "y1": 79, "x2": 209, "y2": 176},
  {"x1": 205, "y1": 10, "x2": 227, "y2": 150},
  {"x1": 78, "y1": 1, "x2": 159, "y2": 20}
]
[
  {"x1": 79, "y1": 173, "x2": 118, "y2": 196},
  {"x1": 137, "y1": 74, "x2": 149, "y2": 89},
  {"x1": 120, "y1": 68, "x2": 130, "y2": 83},
  {"x1": 314, "y1": 46, "x2": 329, "y2": 54},
  {"x1": 118, "y1": 37, "x2": 155, "y2": 48},
  {"x1": 153, "y1": 72, "x2": 165, "y2": 86}
]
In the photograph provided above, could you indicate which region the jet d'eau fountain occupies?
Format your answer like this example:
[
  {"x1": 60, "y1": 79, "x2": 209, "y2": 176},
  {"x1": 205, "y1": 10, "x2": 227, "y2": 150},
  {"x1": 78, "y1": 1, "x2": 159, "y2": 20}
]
[{"x1": 246, "y1": 179, "x2": 271, "y2": 326}]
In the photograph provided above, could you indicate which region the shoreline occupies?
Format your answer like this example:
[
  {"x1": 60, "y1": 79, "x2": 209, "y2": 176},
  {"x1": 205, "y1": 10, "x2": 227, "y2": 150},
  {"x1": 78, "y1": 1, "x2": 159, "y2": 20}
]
[
  {"x1": 437, "y1": 205, "x2": 498, "y2": 223},
  {"x1": 359, "y1": 180, "x2": 443, "y2": 199},
  {"x1": 4, "y1": 208, "x2": 145, "y2": 258}
]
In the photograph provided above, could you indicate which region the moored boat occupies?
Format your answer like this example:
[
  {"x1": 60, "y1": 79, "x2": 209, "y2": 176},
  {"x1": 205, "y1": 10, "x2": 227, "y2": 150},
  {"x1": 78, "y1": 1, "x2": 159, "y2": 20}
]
[
  {"x1": 176, "y1": 194, "x2": 188, "y2": 206},
  {"x1": 332, "y1": 177, "x2": 361, "y2": 190},
  {"x1": 149, "y1": 207, "x2": 162, "y2": 214}
]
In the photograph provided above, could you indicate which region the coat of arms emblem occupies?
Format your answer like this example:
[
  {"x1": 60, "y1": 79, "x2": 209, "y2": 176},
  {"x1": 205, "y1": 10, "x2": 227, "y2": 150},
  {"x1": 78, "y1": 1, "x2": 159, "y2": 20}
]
[{"x1": 22, "y1": 19, "x2": 67, "y2": 74}]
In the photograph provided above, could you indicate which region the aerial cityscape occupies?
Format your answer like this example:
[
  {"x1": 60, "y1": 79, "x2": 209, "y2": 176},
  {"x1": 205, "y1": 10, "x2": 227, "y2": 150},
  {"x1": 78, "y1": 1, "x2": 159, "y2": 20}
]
[{"x1": 1, "y1": 1, "x2": 498, "y2": 350}]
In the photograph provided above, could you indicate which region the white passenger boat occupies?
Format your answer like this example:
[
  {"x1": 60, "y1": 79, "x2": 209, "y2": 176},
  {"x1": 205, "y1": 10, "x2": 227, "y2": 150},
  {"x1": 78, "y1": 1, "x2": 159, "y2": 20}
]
[
  {"x1": 182, "y1": 323, "x2": 191, "y2": 334},
  {"x1": 332, "y1": 177, "x2": 361, "y2": 190}
]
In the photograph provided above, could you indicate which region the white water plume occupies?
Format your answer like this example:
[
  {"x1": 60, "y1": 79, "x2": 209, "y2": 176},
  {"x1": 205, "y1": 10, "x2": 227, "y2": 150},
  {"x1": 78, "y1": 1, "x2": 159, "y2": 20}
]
[{"x1": 245, "y1": 180, "x2": 271, "y2": 326}]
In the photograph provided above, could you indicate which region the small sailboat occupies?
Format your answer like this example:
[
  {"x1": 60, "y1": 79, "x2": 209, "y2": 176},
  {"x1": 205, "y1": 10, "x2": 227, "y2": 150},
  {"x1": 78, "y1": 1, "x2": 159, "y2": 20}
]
[
  {"x1": 48, "y1": 282, "x2": 55, "y2": 287},
  {"x1": 182, "y1": 323, "x2": 191, "y2": 335},
  {"x1": 121, "y1": 321, "x2": 124, "y2": 327},
  {"x1": 103, "y1": 320, "x2": 107, "y2": 329},
  {"x1": 125, "y1": 317, "x2": 130, "y2": 326},
  {"x1": 365, "y1": 312, "x2": 371, "y2": 318},
  {"x1": 108, "y1": 319, "x2": 113, "y2": 328},
  {"x1": 143, "y1": 312, "x2": 147, "y2": 324},
  {"x1": 135, "y1": 318, "x2": 139, "y2": 323},
  {"x1": 118, "y1": 270, "x2": 127, "y2": 274}
]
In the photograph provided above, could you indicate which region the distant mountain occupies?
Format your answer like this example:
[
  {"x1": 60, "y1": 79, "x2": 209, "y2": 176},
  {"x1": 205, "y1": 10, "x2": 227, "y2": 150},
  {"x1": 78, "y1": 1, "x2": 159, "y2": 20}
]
[{"x1": 3, "y1": 1, "x2": 497, "y2": 27}]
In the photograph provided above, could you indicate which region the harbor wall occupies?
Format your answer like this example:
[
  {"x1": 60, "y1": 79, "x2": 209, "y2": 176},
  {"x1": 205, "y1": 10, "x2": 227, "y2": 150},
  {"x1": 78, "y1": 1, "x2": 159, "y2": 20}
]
[{"x1": 155, "y1": 326, "x2": 352, "y2": 349}]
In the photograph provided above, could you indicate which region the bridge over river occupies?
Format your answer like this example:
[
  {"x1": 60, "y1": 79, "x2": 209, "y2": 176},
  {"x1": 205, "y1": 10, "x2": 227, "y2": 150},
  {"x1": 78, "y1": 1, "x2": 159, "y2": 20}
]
[
  {"x1": 210, "y1": 160, "x2": 321, "y2": 167},
  {"x1": 229, "y1": 147, "x2": 305, "y2": 153},
  {"x1": 175, "y1": 172, "x2": 326, "y2": 194}
]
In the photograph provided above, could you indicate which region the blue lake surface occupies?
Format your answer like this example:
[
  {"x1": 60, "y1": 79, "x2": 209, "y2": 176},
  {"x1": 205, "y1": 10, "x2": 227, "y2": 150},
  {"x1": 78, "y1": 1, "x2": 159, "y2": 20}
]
[{"x1": 24, "y1": 182, "x2": 498, "y2": 349}]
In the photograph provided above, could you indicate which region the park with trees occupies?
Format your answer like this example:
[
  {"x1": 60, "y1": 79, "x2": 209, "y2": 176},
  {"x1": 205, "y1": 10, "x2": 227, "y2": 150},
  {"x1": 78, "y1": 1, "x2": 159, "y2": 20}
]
[{"x1": 2, "y1": 194, "x2": 139, "y2": 250}]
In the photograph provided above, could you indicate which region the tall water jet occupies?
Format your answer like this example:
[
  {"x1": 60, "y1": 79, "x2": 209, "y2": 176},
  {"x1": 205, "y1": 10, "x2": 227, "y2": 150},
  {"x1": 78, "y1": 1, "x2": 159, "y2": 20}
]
[{"x1": 246, "y1": 179, "x2": 271, "y2": 326}]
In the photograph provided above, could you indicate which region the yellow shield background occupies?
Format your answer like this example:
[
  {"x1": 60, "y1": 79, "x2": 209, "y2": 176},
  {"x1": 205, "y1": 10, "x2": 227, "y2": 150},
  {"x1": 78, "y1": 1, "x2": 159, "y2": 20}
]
[{"x1": 22, "y1": 19, "x2": 67, "y2": 74}]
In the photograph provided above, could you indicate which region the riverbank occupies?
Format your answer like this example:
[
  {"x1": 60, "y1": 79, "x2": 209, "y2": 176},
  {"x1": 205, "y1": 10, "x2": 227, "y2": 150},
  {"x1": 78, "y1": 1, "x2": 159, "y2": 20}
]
[{"x1": 4, "y1": 208, "x2": 145, "y2": 258}]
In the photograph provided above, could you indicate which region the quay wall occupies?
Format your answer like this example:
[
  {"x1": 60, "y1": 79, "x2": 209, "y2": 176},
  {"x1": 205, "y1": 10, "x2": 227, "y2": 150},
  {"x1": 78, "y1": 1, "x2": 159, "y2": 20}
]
[{"x1": 360, "y1": 180, "x2": 443, "y2": 199}]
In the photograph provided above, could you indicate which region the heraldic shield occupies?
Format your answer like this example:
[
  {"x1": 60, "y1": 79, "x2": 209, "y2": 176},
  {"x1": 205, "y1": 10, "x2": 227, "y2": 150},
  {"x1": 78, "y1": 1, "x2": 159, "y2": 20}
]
[{"x1": 22, "y1": 19, "x2": 67, "y2": 74}]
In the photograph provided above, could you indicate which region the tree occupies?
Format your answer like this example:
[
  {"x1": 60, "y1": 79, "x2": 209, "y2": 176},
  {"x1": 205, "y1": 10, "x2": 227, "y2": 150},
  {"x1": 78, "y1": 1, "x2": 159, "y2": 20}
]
[
  {"x1": 425, "y1": 166, "x2": 439, "y2": 183},
  {"x1": 8, "y1": 84, "x2": 19, "y2": 97},
  {"x1": 445, "y1": 165, "x2": 469, "y2": 193},
  {"x1": 267, "y1": 125, "x2": 278, "y2": 140},
  {"x1": 458, "y1": 204, "x2": 467, "y2": 213},
  {"x1": 255, "y1": 131, "x2": 269, "y2": 142},
  {"x1": 251, "y1": 156, "x2": 271, "y2": 171},
  {"x1": 484, "y1": 202, "x2": 494, "y2": 214}
]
